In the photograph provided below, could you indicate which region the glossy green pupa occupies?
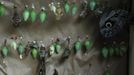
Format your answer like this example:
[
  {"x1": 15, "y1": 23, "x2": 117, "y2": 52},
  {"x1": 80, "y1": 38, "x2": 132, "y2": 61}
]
[
  {"x1": 0, "y1": 2, "x2": 5, "y2": 16},
  {"x1": 101, "y1": 47, "x2": 109, "y2": 59},
  {"x1": 23, "y1": 5, "x2": 30, "y2": 21},
  {"x1": 71, "y1": 2, "x2": 77, "y2": 16},
  {"x1": 39, "y1": 7, "x2": 46, "y2": 23},
  {"x1": 74, "y1": 36, "x2": 81, "y2": 52},
  {"x1": 1, "y1": 46, "x2": 9, "y2": 57},
  {"x1": 64, "y1": 0, "x2": 70, "y2": 13},
  {"x1": 18, "y1": 43, "x2": 25, "y2": 56},
  {"x1": 89, "y1": 0, "x2": 96, "y2": 11},
  {"x1": 75, "y1": 41, "x2": 81, "y2": 50},
  {"x1": 1, "y1": 39, "x2": 9, "y2": 57},
  {"x1": 31, "y1": 48, "x2": 38, "y2": 59},
  {"x1": 30, "y1": 5, "x2": 36, "y2": 23},
  {"x1": 11, "y1": 40, "x2": 17, "y2": 50},
  {"x1": 84, "y1": 35, "x2": 91, "y2": 50}
]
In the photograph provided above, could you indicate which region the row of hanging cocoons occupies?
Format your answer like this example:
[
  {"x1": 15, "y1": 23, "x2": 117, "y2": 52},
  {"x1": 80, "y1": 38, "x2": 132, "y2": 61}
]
[{"x1": 0, "y1": 0, "x2": 96, "y2": 23}]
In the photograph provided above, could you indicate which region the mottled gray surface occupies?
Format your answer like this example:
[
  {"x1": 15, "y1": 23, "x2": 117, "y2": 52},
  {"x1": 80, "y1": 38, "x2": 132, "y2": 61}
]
[{"x1": 0, "y1": 0, "x2": 128, "y2": 75}]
